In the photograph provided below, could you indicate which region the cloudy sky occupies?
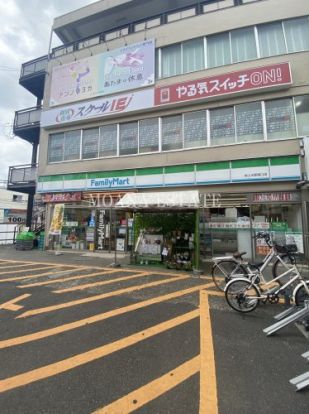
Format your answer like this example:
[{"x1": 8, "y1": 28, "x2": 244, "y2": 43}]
[{"x1": 0, "y1": 0, "x2": 95, "y2": 182}]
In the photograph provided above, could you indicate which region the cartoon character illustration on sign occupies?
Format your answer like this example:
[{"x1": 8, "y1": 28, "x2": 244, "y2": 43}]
[
  {"x1": 68, "y1": 62, "x2": 90, "y2": 95},
  {"x1": 104, "y1": 49, "x2": 144, "y2": 75}
]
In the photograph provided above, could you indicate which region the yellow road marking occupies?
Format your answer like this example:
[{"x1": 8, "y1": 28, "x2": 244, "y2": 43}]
[
  {"x1": 0, "y1": 259, "x2": 99, "y2": 269},
  {"x1": 17, "y1": 269, "x2": 130, "y2": 288},
  {"x1": 17, "y1": 275, "x2": 191, "y2": 318},
  {"x1": 0, "y1": 309, "x2": 198, "y2": 393},
  {"x1": 0, "y1": 263, "x2": 37, "y2": 270},
  {"x1": 53, "y1": 272, "x2": 159, "y2": 293},
  {"x1": 0, "y1": 294, "x2": 31, "y2": 312},
  {"x1": 93, "y1": 356, "x2": 200, "y2": 414},
  {"x1": 0, "y1": 265, "x2": 56, "y2": 276},
  {"x1": 0, "y1": 268, "x2": 87, "y2": 283},
  {"x1": 199, "y1": 291, "x2": 218, "y2": 414},
  {"x1": 0, "y1": 283, "x2": 213, "y2": 350}
]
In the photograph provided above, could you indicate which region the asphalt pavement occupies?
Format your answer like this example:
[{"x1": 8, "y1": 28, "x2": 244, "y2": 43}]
[{"x1": 0, "y1": 245, "x2": 308, "y2": 413}]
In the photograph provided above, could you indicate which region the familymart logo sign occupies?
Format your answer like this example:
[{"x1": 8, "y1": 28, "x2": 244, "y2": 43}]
[{"x1": 89, "y1": 177, "x2": 132, "y2": 189}]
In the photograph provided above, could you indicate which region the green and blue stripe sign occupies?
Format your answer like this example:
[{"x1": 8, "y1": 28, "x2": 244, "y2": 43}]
[{"x1": 37, "y1": 156, "x2": 300, "y2": 193}]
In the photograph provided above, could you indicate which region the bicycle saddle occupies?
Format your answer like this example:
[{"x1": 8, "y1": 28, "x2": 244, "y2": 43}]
[{"x1": 233, "y1": 251, "x2": 247, "y2": 259}]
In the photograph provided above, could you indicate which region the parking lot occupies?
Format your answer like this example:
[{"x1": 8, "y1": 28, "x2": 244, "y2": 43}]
[{"x1": 0, "y1": 251, "x2": 308, "y2": 413}]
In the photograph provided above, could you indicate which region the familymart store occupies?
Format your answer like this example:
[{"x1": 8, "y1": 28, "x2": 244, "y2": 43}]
[{"x1": 38, "y1": 154, "x2": 304, "y2": 264}]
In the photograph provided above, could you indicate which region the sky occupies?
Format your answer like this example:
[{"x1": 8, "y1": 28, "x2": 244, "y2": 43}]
[{"x1": 0, "y1": 0, "x2": 96, "y2": 182}]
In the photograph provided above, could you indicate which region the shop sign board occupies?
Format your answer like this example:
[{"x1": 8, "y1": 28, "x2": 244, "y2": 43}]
[
  {"x1": 251, "y1": 192, "x2": 301, "y2": 203},
  {"x1": 50, "y1": 39, "x2": 155, "y2": 106},
  {"x1": 37, "y1": 156, "x2": 300, "y2": 193},
  {"x1": 41, "y1": 192, "x2": 82, "y2": 203},
  {"x1": 41, "y1": 88, "x2": 154, "y2": 127},
  {"x1": 155, "y1": 62, "x2": 292, "y2": 106},
  {"x1": 97, "y1": 209, "x2": 105, "y2": 250},
  {"x1": 2, "y1": 209, "x2": 26, "y2": 224}
]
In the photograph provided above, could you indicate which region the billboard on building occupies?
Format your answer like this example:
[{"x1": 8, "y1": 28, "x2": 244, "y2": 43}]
[
  {"x1": 155, "y1": 62, "x2": 292, "y2": 106},
  {"x1": 49, "y1": 39, "x2": 155, "y2": 106},
  {"x1": 41, "y1": 88, "x2": 154, "y2": 127}
]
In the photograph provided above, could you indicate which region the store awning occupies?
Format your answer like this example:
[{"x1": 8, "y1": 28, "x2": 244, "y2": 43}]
[{"x1": 115, "y1": 190, "x2": 200, "y2": 210}]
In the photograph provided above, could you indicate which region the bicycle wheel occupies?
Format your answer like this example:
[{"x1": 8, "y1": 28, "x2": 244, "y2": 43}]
[
  {"x1": 272, "y1": 254, "x2": 295, "y2": 286},
  {"x1": 294, "y1": 281, "x2": 309, "y2": 307},
  {"x1": 212, "y1": 261, "x2": 247, "y2": 292},
  {"x1": 225, "y1": 279, "x2": 260, "y2": 313}
]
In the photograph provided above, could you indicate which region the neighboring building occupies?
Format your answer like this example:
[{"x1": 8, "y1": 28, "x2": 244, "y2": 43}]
[
  {"x1": 11, "y1": 0, "x2": 309, "y2": 263},
  {"x1": 0, "y1": 187, "x2": 28, "y2": 224},
  {"x1": 0, "y1": 186, "x2": 28, "y2": 244}
]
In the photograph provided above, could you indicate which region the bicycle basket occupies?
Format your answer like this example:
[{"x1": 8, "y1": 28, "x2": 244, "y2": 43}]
[{"x1": 275, "y1": 243, "x2": 298, "y2": 253}]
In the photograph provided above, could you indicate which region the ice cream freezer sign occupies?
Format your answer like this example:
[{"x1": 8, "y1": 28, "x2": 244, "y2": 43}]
[{"x1": 155, "y1": 62, "x2": 292, "y2": 106}]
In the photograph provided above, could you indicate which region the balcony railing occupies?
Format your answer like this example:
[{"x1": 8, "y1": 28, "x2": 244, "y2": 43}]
[
  {"x1": 51, "y1": 0, "x2": 261, "y2": 59},
  {"x1": 7, "y1": 164, "x2": 37, "y2": 188},
  {"x1": 20, "y1": 55, "x2": 48, "y2": 78},
  {"x1": 14, "y1": 106, "x2": 41, "y2": 129}
]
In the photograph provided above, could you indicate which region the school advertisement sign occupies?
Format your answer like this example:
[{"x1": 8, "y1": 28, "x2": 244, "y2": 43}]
[{"x1": 155, "y1": 62, "x2": 292, "y2": 106}]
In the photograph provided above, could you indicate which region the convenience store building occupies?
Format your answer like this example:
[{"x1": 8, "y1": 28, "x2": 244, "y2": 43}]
[{"x1": 12, "y1": 0, "x2": 309, "y2": 264}]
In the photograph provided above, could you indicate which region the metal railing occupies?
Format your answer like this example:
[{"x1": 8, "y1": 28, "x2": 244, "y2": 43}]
[
  {"x1": 0, "y1": 225, "x2": 19, "y2": 245},
  {"x1": 14, "y1": 107, "x2": 41, "y2": 129},
  {"x1": 7, "y1": 164, "x2": 37, "y2": 187},
  {"x1": 51, "y1": 0, "x2": 260, "y2": 59},
  {"x1": 20, "y1": 55, "x2": 48, "y2": 78}
]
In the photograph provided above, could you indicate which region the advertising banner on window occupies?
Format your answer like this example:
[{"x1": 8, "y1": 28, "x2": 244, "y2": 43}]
[
  {"x1": 49, "y1": 204, "x2": 64, "y2": 235},
  {"x1": 155, "y1": 62, "x2": 292, "y2": 106},
  {"x1": 41, "y1": 88, "x2": 154, "y2": 127},
  {"x1": 50, "y1": 39, "x2": 155, "y2": 106}
]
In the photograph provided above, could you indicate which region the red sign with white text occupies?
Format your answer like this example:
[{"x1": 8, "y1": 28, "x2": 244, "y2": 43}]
[{"x1": 155, "y1": 62, "x2": 292, "y2": 106}]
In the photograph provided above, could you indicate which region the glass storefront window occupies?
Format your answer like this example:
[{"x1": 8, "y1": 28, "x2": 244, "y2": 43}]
[
  {"x1": 265, "y1": 99, "x2": 296, "y2": 140},
  {"x1": 210, "y1": 107, "x2": 235, "y2": 146},
  {"x1": 207, "y1": 32, "x2": 231, "y2": 68},
  {"x1": 161, "y1": 115, "x2": 183, "y2": 151},
  {"x1": 295, "y1": 95, "x2": 309, "y2": 136},
  {"x1": 236, "y1": 102, "x2": 263, "y2": 143},
  {"x1": 251, "y1": 203, "x2": 303, "y2": 256},
  {"x1": 99, "y1": 124, "x2": 117, "y2": 157},
  {"x1": 119, "y1": 122, "x2": 138, "y2": 156},
  {"x1": 82, "y1": 128, "x2": 99, "y2": 159},
  {"x1": 258, "y1": 21, "x2": 286, "y2": 57},
  {"x1": 48, "y1": 133, "x2": 64, "y2": 163},
  {"x1": 64, "y1": 130, "x2": 81, "y2": 161},
  {"x1": 139, "y1": 118, "x2": 159, "y2": 153},
  {"x1": 184, "y1": 111, "x2": 207, "y2": 148}
]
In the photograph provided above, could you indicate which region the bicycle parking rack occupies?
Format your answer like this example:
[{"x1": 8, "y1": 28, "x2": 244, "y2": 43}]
[
  {"x1": 289, "y1": 353, "x2": 309, "y2": 391},
  {"x1": 263, "y1": 300, "x2": 309, "y2": 336}
]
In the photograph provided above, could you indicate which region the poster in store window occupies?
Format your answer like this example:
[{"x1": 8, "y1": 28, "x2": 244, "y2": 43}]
[{"x1": 49, "y1": 204, "x2": 64, "y2": 235}]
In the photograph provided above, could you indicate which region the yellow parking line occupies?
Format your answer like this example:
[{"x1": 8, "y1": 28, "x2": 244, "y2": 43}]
[
  {"x1": 0, "y1": 309, "x2": 199, "y2": 393},
  {"x1": 17, "y1": 275, "x2": 191, "y2": 319},
  {"x1": 93, "y1": 356, "x2": 200, "y2": 413},
  {"x1": 0, "y1": 264, "x2": 37, "y2": 270},
  {"x1": 0, "y1": 294, "x2": 31, "y2": 312},
  {"x1": 0, "y1": 283, "x2": 213, "y2": 350},
  {"x1": 17, "y1": 269, "x2": 129, "y2": 288},
  {"x1": 0, "y1": 259, "x2": 93, "y2": 269},
  {"x1": 0, "y1": 265, "x2": 56, "y2": 276},
  {"x1": 53, "y1": 272, "x2": 159, "y2": 293},
  {"x1": 0, "y1": 268, "x2": 86, "y2": 283},
  {"x1": 199, "y1": 291, "x2": 218, "y2": 414}
]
